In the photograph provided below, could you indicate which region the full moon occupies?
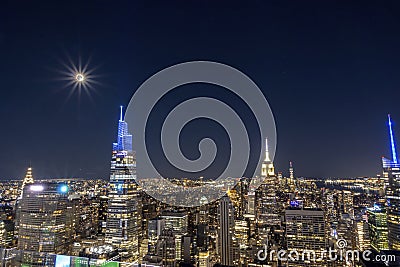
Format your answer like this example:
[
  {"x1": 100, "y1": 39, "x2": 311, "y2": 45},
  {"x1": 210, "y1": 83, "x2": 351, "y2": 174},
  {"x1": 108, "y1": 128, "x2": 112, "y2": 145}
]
[{"x1": 75, "y1": 73, "x2": 85, "y2": 82}]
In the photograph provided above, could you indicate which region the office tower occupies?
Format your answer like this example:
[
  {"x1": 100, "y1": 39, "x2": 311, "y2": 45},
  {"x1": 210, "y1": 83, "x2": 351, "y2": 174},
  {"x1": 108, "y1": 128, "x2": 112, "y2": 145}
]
[
  {"x1": 148, "y1": 218, "x2": 166, "y2": 255},
  {"x1": 198, "y1": 250, "x2": 211, "y2": 267},
  {"x1": 355, "y1": 217, "x2": 370, "y2": 251},
  {"x1": 15, "y1": 167, "x2": 35, "y2": 240},
  {"x1": 289, "y1": 161, "x2": 294, "y2": 180},
  {"x1": 98, "y1": 195, "x2": 108, "y2": 236},
  {"x1": 382, "y1": 114, "x2": 400, "y2": 250},
  {"x1": 156, "y1": 228, "x2": 176, "y2": 267},
  {"x1": 367, "y1": 205, "x2": 389, "y2": 252},
  {"x1": 19, "y1": 167, "x2": 34, "y2": 199},
  {"x1": 105, "y1": 106, "x2": 141, "y2": 261},
  {"x1": 160, "y1": 211, "x2": 188, "y2": 262},
  {"x1": 233, "y1": 219, "x2": 249, "y2": 265},
  {"x1": 218, "y1": 196, "x2": 235, "y2": 266},
  {"x1": 256, "y1": 139, "x2": 280, "y2": 252},
  {"x1": 285, "y1": 208, "x2": 326, "y2": 267},
  {"x1": 17, "y1": 182, "x2": 71, "y2": 265},
  {"x1": 198, "y1": 196, "x2": 209, "y2": 225},
  {"x1": 0, "y1": 221, "x2": 7, "y2": 247},
  {"x1": 261, "y1": 138, "x2": 275, "y2": 177},
  {"x1": 247, "y1": 191, "x2": 256, "y2": 215},
  {"x1": 342, "y1": 190, "x2": 354, "y2": 219}
]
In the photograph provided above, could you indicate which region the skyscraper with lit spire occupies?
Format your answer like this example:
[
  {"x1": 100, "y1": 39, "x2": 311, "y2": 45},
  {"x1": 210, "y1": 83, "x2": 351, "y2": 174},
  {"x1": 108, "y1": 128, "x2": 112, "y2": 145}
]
[
  {"x1": 113, "y1": 106, "x2": 132, "y2": 152},
  {"x1": 256, "y1": 138, "x2": 280, "y2": 248},
  {"x1": 261, "y1": 138, "x2": 275, "y2": 177},
  {"x1": 19, "y1": 167, "x2": 34, "y2": 199},
  {"x1": 382, "y1": 114, "x2": 400, "y2": 250},
  {"x1": 105, "y1": 106, "x2": 141, "y2": 261},
  {"x1": 289, "y1": 161, "x2": 294, "y2": 180}
]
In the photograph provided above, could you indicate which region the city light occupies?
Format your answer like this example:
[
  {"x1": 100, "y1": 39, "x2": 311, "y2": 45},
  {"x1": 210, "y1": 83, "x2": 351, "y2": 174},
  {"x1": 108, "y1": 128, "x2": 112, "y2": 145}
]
[
  {"x1": 58, "y1": 184, "x2": 68, "y2": 193},
  {"x1": 30, "y1": 185, "x2": 44, "y2": 192}
]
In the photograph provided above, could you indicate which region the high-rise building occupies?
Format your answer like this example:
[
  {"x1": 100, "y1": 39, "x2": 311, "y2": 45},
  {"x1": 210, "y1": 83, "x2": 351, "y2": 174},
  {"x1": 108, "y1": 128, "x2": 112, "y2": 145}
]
[
  {"x1": 19, "y1": 167, "x2": 34, "y2": 199},
  {"x1": 105, "y1": 106, "x2": 141, "y2": 261},
  {"x1": 256, "y1": 138, "x2": 280, "y2": 250},
  {"x1": 289, "y1": 161, "x2": 294, "y2": 180},
  {"x1": 285, "y1": 208, "x2": 326, "y2": 267},
  {"x1": 261, "y1": 138, "x2": 275, "y2": 177},
  {"x1": 367, "y1": 205, "x2": 388, "y2": 252},
  {"x1": 17, "y1": 182, "x2": 71, "y2": 265},
  {"x1": 218, "y1": 196, "x2": 235, "y2": 266},
  {"x1": 148, "y1": 218, "x2": 166, "y2": 255},
  {"x1": 355, "y1": 216, "x2": 370, "y2": 251},
  {"x1": 15, "y1": 167, "x2": 35, "y2": 240},
  {"x1": 382, "y1": 114, "x2": 400, "y2": 250},
  {"x1": 160, "y1": 211, "x2": 188, "y2": 262}
]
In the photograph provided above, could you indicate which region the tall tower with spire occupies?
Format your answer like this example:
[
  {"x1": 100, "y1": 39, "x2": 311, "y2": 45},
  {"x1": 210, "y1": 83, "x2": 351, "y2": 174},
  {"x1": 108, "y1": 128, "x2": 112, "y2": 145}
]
[
  {"x1": 382, "y1": 114, "x2": 400, "y2": 250},
  {"x1": 105, "y1": 106, "x2": 141, "y2": 261},
  {"x1": 261, "y1": 138, "x2": 275, "y2": 177},
  {"x1": 289, "y1": 161, "x2": 294, "y2": 180},
  {"x1": 19, "y1": 167, "x2": 34, "y2": 199},
  {"x1": 113, "y1": 105, "x2": 133, "y2": 152}
]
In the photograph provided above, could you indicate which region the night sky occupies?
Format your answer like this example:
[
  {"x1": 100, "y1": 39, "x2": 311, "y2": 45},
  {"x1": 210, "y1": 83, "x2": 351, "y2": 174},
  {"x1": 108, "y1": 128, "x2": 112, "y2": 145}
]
[{"x1": 1, "y1": 1, "x2": 400, "y2": 179}]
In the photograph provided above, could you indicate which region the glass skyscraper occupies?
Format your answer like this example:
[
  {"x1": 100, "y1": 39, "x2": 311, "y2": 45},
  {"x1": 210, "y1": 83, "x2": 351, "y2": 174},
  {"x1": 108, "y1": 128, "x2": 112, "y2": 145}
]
[
  {"x1": 16, "y1": 182, "x2": 71, "y2": 266},
  {"x1": 382, "y1": 114, "x2": 400, "y2": 250},
  {"x1": 105, "y1": 106, "x2": 141, "y2": 261}
]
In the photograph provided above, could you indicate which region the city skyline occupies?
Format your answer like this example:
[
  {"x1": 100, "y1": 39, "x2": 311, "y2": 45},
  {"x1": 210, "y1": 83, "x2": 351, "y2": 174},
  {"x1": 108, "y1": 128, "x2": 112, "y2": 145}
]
[
  {"x1": 3, "y1": 2, "x2": 400, "y2": 266},
  {"x1": 1, "y1": 111, "x2": 398, "y2": 181},
  {"x1": 1, "y1": 105, "x2": 398, "y2": 266}
]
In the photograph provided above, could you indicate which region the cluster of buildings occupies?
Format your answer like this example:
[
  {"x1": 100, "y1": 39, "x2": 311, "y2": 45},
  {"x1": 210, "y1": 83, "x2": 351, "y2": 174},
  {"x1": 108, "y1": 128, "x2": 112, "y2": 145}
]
[{"x1": 0, "y1": 111, "x2": 399, "y2": 266}]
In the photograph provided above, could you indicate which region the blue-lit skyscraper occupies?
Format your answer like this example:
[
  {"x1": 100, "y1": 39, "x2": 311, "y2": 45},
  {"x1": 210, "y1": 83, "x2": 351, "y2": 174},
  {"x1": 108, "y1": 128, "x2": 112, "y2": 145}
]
[
  {"x1": 113, "y1": 106, "x2": 132, "y2": 152},
  {"x1": 382, "y1": 114, "x2": 400, "y2": 250},
  {"x1": 105, "y1": 106, "x2": 141, "y2": 262}
]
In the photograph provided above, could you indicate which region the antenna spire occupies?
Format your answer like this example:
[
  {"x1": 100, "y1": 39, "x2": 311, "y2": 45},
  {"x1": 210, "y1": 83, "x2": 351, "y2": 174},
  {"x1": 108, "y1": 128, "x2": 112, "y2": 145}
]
[
  {"x1": 388, "y1": 114, "x2": 398, "y2": 164},
  {"x1": 264, "y1": 138, "x2": 271, "y2": 162},
  {"x1": 120, "y1": 106, "x2": 123, "y2": 121}
]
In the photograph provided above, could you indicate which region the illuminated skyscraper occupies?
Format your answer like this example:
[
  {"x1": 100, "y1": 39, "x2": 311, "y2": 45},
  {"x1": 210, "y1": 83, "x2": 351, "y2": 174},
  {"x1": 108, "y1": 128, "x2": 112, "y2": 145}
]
[
  {"x1": 218, "y1": 196, "x2": 235, "y2": 266},
  {"x1": 19, "y1": 167, "x2": 34, "y2": 199},
  {"x1": 15, "y1": 167, "x2": 35, "y2": 242},
  {"x1": 289, "y1": 161, "x2": 294, "y2": 180},
  {"x1": 160, "y1": 211, "x2": 188, "y2": 262},
  {"x1": 382, "y1": 114, "x2": 400, "y2": 250},
  {"x1": 261, "y1": 138, "x2": 275, "y2": 177},
  {"x1": 257, "y1": 138, "x2": 279, "y2": 248},
  {"x1": 367, "y1": 205, "x2": 388, "y2": 252},
  {"x1": 285, "y1": 208, "x2": 326, "y2": 267},
  {"x1": 105, "y1": 106, "x2": 141, "y2": 261},
  {"x1": 17, "y1": 182, "x2": 71, "y2": 265}
]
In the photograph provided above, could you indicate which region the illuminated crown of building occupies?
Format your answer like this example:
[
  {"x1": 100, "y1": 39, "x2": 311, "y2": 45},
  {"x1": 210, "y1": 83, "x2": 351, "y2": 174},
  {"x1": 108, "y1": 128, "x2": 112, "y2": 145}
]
[
  {"x1": 20, "y1": 167, "x2": 34, "y2": 199},
  {"x1": 262, "y1": 138, "x2": 275, "y2": 176},
  {"x1": 112, "y1": 106, "x2": 133, "y2": 152},
  {"x1": 382, "y1": 114, "x2": 400, "y2": 168}
]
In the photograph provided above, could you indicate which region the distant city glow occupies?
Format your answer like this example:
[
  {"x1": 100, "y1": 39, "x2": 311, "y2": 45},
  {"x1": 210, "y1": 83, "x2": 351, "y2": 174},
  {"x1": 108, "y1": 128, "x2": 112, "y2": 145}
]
[{"x1": 30, "y1": 185, "x2": 44, "y2": 192}]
